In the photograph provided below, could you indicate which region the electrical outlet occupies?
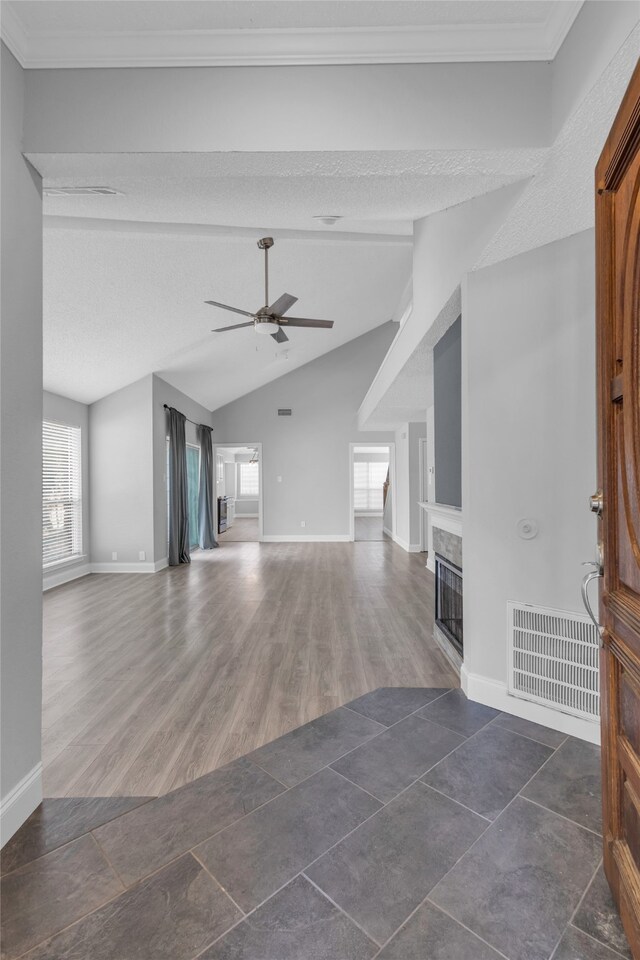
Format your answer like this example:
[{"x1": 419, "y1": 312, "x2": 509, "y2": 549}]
[
  {"x1": 139, "y1": 551, "x2": 146, "y2": 561},
  {"x1": 111, "y1": 552, "x2": 118, "y2": 561},
  {"x1": 300, "y1": 520, "x2": 306, "y2": 528}
]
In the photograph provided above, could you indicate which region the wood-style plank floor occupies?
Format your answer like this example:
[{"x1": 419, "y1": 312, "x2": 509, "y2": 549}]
[{"x1": 42, "y1": 540, "x2": 457, "y2": 797}]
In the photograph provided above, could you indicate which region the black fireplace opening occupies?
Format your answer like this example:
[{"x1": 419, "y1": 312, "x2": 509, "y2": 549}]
[{"x1": 435, "y1": 553, "x2": 463, "y2": 657}]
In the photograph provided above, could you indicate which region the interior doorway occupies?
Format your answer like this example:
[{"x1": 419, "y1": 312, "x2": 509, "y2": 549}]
[
  {"x1": 349, "y1": 443, "x2": 394, "y2": 542},
  {"x1": 213, "y1": 443, "x2": 263, "y2": 543}
]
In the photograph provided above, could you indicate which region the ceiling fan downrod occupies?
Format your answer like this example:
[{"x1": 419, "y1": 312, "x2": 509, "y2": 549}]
[{"x1": 257, "y1": 237, "x2": 274, "y2": 312}]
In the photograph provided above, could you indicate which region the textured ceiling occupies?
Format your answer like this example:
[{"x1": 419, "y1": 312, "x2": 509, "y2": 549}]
[
  {"x1": 8, "y1": 2, "x2": 564, "y2": 33},
  {"x1": 43, "y1": 223, "x2": 411, "y2": 409},
  {"x1": 478, "y1": 24, "x2": 640, "y2": 268},
  {"x1": 31, "y1": 150, "x2": 545, "y2": 237}
]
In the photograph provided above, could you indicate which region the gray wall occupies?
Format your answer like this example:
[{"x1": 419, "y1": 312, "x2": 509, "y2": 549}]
[
  {"x1": 1, "y1": 43, "x2": 43, "y2": 826},
  {"x1": 463, "y1": 230, "x2": 597, "y2": 687},
  {"x1": 89, "y1": 375, "x2": 155, "y2": 564},
  {"x1": 151, "y1": 374, "x2": 213, "y2": 562},
  {"x1": 434, "y1": 316, "x2": 462, "y2": 508},
  {"x1": 42, "y1": 391, "x2": 91, "y2": 586},
  {"x1": 211, "y1": 324, "x2": 396, "y2": 538}
]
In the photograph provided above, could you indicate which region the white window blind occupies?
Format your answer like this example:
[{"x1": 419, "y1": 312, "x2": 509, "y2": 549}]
[
  {"x1": 354, "y1": 461, "x2": 388, "y2": 512},
  {"x1": 238, "y1": 461, "x2": 259, "y2": 497},
  {"x1": 43, "y1": 420, "x2": 83, "y2": 566}
]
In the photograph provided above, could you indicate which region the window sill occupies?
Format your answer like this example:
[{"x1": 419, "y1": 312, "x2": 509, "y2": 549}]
[{"x1": 43, "y1": 554, "x2": 87, "y2": 571}]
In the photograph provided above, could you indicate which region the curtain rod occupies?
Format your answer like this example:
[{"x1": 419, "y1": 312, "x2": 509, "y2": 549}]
[{"x1": 163, "y1": 404, "x2": 209, "y2": 430}]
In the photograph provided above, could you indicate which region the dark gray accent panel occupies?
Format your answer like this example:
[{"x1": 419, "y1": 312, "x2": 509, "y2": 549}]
[{"x1": 433, "y1": 315, "x2": 462, "y2": 508}]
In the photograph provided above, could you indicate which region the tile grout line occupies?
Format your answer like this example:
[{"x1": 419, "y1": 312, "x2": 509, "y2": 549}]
[
  {"x1": 415, "y1": 779, "x2": 492, "y2": 823},
  {"x1": 89, "y1": 830, "x2": 128, "y2": 890},
  {"x1": 302, "y1": 871, "x2": 384, "y2": 950},
  {"x1": 190, "y1": 848, "x2": 248, "y2": 917},
  {"x1": 0, "y1": 797, "x2": 157, "y2": 880},
  {"x1": 518, "y1": 794, "x2": 603, "y2": 838},
  {"x1": 425, "y1": 899, "x2": 513, "y2": 960},
  {"x1": 487, "y1": 714, "x2": 569, "y2": 750},
  {"x1": 564, "y1": 922, "x2": 631, "y2": 960},
  {"x1": 546, "y1": 857, "x2": 604, "y2": 960},
  {"x1": 328, "y1": 765, "x2": 387, "y2": 805}
]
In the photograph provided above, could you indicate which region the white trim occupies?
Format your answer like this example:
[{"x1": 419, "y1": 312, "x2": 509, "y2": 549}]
[
  {"x1": 233, "y1": 512, "x2": 259, "y2": 519},
  {"x1": 392, "y1": 534, "x2": 422, "y2": 554},
  {"x1": 461, "y1": 665, "x2": 600, "y2": 745},
  {"x1": 1, "y1": 7, "x2": 583, "y2": 69},
  {"x1": 1, "y1": 763, "x2": 43, "y2": 847},
  {"x1": 349, "y1": 442, "x2": 396, "y2": 544},
  {"x1": 261, "y1": 534, "x2": 351, "y2": 543},
  {"x1": 419, "y1": 501, "x2": 463, "y2": 566},
  {"x1": 90, "y1": 560, "x2": 163, "y2": 574},
  {"x1": 43, "y1": 562, "x2": 91, "y2": 591}
]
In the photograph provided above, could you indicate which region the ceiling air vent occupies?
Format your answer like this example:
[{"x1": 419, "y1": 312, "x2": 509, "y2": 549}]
[
  {"x1": 278, "y1": 409, "x2": 292, "y2": 417},
  {"x1": 43, "y1": 186, "x2": 124, "y2": 197}
]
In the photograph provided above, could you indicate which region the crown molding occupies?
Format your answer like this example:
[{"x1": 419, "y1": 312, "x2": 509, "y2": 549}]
[{"x1": 2, "y1": 4, "x2": 583, "y2": 69}]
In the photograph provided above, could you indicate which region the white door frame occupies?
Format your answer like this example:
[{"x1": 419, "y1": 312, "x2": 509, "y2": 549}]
[
  {"x1": 349, "y1": 442, "x2": 396, "y2": 543},
  {"x1": 212, "y1": 442, "x2": 263, "y2": 541},
  {"x1": 418, "y1": 436, "x2": 428, "y2": 551}
]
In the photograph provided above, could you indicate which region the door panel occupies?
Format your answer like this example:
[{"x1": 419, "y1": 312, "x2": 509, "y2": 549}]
[{"x1": 595, "y1": 58, "x2": 640, "y2": 960}]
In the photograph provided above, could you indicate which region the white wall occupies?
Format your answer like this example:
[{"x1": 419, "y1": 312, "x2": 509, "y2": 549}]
[
  {"x1": 151, "y1": 374, "x2": 213, "y2": 563},
  {"x1": 394, "y1": 422, "x2": 427, "y2": 551},
  {"x1": 211, "y1": 324, "x2": 396, "y2": 539},
  {"x1": 0, "y1": 42, "x2": 44, "y2": 842},
  {"x1": 89, "y1": 375, "x2": 155, "y2": 565},
  {"x1": 462, "y1": 229, "x2": 598, "y2": 735},
  {"x1": 42, "y1": 391, "x2": 91, "y2": 589},
  {"x1": 23, "y1": 62, "x2": 550, "y2": 154}
]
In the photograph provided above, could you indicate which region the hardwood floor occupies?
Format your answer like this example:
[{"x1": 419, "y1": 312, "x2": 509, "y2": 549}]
[
  {"x1": 354, "y1": 516, "x2": 389, "y2": 541},
  {"x1": 218, "y1": 517, "x2": 260, "y2": 542},
  {"x1": 42, "y1": 540, "x2": 457, "y2": 798}
]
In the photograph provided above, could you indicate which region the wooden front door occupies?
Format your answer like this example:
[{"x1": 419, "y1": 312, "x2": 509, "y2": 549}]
[{"x1": 595, "y1": 59, "x2": 640, "y2": 960}]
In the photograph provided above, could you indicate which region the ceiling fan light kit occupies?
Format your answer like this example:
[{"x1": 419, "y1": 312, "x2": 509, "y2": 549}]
[{"x1": 207, "y1": 237, "x2": 335, "y2": 343}]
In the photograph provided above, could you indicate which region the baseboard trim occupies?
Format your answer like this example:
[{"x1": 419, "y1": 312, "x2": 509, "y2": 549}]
[
  {"x1": 91, "y1": 560, "x2": 164, "y2": 574},
  {"x1": 382, "y1": 526, "x2": 393, "y2": 538},
  {"x1": 234, "y1": 513, "x2": 258, "y2": 518},
  {"x1": 426, "y1": 554, "x2": 436, "y2": 573},
  {"x1": 1, "y1": 763, "x2": 42, "y2": 847},
  {"x1": 43, "y1": 563, "x2": 92, "y2": 591},
  {"x1": 461, "y1": 666, "x2": 600, "y2": 744},
  {"x1": 261, "y1": 534, "x2": 352, "y2": 543},
  {"x1": 392, "y1": 534, "x2": 422, "y2": 553}
]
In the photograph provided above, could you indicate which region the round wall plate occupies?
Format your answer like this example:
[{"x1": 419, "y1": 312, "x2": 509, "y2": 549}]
[{"x1": 517, "y1": 518, "x2": 538, "y2": 540}]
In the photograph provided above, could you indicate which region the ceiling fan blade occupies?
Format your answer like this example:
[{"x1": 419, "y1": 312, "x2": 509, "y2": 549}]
[
  {"x1": 282, "y1": 318, "x2": 334, "y2": 329},
  {"x1": 268, "y1": 293, "x2": 298, "y2": 316},
  {"x1": 271, "y1": 327, "x2": 289, "y2": 344},
  {"x1": 212, "y1": 321, "x2": 255, "y2": 332},
  {"x1": 205, "y1": 300, "x2": 255, "y2": 318}
]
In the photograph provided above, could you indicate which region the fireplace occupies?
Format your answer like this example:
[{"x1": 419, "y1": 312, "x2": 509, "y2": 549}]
[{"x1": 435, "y1": 553, "x2": 463, "y2": 657}]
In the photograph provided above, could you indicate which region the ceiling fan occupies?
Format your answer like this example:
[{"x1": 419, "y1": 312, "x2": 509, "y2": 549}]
[{"x1": 207, "y1": 237, "x2": 335, "y2": 344}]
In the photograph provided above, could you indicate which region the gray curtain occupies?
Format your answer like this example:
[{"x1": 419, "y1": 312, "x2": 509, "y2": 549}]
[
  {"x1": 167, "y1": 407, "x2": 190, "y2": 566},
  {"x1": 197, "y1": 423, "x2": 218, "y2": 550}
]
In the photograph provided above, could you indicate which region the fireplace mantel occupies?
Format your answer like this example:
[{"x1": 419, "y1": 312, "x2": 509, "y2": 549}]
[{"x1": 418, "y1": 502, "x2": 463, "y2": 572}]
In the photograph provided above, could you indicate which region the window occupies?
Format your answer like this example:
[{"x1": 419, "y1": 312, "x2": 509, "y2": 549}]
[
  {"x1": 238, "y1": 461, "x2": 259, "y2": 498},
  {"x1": 186, "y1": 444, "x2": 200, "y2": 547},
  {"x1": 354, "y1": 460, "x2": 389, "y2": 512},
  {"x1": 42, "y1": 420, "x2": 83, "y2": 566}
]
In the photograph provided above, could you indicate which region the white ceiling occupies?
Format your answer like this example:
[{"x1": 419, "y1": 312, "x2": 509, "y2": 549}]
[
  {"x1": 43, "y1": 221, "x2": 411, "y2": 409},
  {"x1": 31, "y1": 150, "x2": 545, "y2": 237},
  {"x1": 2, "y1": 1, "x2": 582, "y2": 67}
]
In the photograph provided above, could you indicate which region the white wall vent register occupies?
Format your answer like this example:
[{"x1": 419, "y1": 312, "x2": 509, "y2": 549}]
[{"x1": 507, "y1": 601, "x2": 600, "y2": 722}]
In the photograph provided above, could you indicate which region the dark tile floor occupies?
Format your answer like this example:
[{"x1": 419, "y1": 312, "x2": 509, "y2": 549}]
[{"x1": 0, "y1": 688, "x2": 630, "y2": 960}]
